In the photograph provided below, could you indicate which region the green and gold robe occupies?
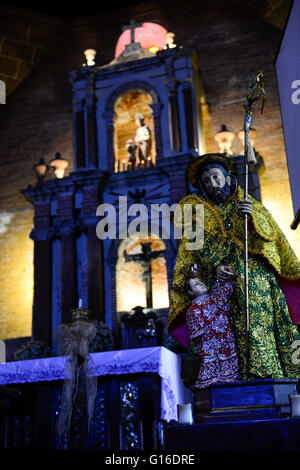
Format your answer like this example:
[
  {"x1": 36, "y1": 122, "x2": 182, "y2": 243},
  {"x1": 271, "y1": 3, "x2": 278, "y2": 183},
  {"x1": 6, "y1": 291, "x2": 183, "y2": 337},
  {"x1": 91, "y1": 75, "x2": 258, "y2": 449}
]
[{"x1": 168, "y1": 187, "x2": 300, "y2": 380}]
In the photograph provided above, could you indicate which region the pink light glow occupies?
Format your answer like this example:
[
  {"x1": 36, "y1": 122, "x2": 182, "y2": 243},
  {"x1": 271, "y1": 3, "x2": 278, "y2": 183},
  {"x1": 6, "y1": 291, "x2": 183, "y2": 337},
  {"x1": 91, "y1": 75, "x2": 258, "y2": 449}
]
[{"x1": 115, "y1": 22, "x2": 168, "y2": 58}]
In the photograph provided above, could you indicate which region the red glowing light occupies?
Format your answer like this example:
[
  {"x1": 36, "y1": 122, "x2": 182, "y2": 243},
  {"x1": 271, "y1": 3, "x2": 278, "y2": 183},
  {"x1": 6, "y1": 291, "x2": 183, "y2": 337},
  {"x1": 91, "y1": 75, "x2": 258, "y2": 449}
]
[{"x1": 115, "y1": 22, "x2": 168, "y2": 58}]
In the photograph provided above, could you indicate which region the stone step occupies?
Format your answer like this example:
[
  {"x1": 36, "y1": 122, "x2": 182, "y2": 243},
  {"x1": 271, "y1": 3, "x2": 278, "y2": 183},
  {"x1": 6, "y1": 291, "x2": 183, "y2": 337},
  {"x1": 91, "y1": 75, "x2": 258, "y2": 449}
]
[{"x1": 166, "y1": 418, "x2": 300, "y2": 450}]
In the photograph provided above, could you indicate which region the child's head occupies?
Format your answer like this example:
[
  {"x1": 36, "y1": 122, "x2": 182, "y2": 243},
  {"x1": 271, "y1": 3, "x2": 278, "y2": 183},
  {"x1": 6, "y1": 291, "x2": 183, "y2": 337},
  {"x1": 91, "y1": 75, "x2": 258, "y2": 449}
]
[{"x1": 186, "y1": 277, "x2": 208, "y2": 299}]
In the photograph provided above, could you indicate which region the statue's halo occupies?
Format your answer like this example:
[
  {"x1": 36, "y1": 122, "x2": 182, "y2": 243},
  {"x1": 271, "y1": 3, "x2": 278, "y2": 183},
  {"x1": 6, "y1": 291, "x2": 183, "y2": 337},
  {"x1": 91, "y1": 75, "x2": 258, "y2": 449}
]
[{"x1": 188, "y1": 153, "x2": 238, "y2": 189}]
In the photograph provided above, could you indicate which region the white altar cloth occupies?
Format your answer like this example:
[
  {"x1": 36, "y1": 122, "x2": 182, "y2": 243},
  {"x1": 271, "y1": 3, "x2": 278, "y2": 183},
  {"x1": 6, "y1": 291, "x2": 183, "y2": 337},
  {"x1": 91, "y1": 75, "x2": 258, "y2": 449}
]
[{"x1": 0, "y1": 346, "x2": 191, "y2": 422}]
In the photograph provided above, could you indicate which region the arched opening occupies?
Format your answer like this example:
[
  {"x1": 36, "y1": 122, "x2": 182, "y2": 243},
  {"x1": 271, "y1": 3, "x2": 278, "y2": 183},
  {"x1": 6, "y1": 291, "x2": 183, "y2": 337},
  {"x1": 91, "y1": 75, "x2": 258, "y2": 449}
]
[
  {"x1": 116, "y1": 233, "x2": 169, "y2": 312},
  {"x1": 113, "y1": 89, "x2": 156, "y2": 172}
]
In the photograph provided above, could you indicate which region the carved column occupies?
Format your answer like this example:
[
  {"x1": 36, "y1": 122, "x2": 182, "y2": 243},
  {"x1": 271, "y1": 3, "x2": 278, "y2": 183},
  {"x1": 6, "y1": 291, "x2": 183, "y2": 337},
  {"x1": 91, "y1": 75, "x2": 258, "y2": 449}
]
[
  {"x1": 54, "y1": 182, "x2": 77, "y2": 324},
  {"x1": 28, "y1": 190, "x2": 53, "y2": 345},
  {"x1": 73, "y1": 99, "x2": 86, "y2": 169},
  {"x1": 107, "y1": 252, "x2": 120, "y2": 347},
  {"x1": 169, "y1": 169, "x2": 188, "y2": 204},
  {"x1": 149, "y1": 102, "x2": 163, "y2": 162},
  {"x1": 181, "y1": 79, "x2": 197, "y2": 151},
  {"x1": 85, "y1": 72, "x2": 98, "y2": 168},
  {"x1": 78, "y1": 173, "x2": 105, "y2": 321},
  {"x1": 102, "y1": 111, "x2": 115, "y2": 172},
  {"x1": 165, "y1": 79, "x2": 181, "y2": 153}
]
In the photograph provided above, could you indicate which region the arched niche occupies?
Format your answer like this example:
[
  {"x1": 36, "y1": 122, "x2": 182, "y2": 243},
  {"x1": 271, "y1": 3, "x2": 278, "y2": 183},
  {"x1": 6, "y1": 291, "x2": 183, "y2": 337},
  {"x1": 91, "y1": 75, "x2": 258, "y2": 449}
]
[
  {"x1": 113, "y1": 89, "x2": 156, "y2": 172},
  {"x1": 116, "y1": 233, "x2": 169, "y2": 312}
]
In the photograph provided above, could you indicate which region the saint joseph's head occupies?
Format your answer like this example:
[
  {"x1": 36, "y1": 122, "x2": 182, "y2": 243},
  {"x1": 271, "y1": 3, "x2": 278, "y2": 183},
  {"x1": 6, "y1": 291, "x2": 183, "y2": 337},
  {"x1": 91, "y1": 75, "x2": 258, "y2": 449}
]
[{"x1": 198, "y1": 163, "x2": 232, "y2": 205}]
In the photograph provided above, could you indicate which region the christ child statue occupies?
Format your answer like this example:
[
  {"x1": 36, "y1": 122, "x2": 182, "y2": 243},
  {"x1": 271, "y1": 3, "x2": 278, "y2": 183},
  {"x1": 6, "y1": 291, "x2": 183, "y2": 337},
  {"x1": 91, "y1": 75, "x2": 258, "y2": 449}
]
[
  {"x1": 134, "y1": 113, "x2": 151, "y2": 163},
  {"x1": 185, "y1": 272, "x2": 239, "y2": 389}
]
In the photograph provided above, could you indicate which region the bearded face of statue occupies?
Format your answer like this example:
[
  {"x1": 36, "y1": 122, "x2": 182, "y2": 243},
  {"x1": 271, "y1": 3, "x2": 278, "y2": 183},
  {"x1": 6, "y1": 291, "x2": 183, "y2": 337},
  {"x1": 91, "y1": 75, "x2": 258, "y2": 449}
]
[{"x1": 199, "y1": 165, "x2": 231, "y2": 204}]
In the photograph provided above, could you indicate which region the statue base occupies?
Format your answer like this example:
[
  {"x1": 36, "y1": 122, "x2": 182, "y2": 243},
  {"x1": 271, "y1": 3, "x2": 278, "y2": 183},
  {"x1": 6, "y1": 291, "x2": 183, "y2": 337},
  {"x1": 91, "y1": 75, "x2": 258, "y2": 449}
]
[
  {"x1": 166, "y1": 379, "x2": 300, "y2": 450},
  {"x1": 193, "y1": 379, "x2": 298, "y2": 424}
]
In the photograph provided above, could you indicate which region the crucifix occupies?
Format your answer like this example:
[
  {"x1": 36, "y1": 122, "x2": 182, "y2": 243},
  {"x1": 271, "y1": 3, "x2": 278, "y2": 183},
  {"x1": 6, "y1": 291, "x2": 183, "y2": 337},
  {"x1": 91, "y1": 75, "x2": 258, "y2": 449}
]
[
  {"x1": 124, "y1": 242, "x2": 165, "y2": 308},
  {"x1": 122, "y1": 19, "x2": 142, "y2": 44}
]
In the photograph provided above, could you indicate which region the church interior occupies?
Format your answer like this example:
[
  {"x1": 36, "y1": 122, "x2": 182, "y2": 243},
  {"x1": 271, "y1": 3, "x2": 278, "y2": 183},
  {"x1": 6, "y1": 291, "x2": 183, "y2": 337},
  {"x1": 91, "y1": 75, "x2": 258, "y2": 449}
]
[{"x1": 0, "y1": 0, "x2": 300, "y2": 453}]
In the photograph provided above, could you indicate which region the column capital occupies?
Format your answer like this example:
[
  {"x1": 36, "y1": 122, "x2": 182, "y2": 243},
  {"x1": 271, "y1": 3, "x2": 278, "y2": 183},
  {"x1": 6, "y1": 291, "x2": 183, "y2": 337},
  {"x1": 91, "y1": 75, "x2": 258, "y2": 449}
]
[
  {"x1": 52, "y1": 179, "x2": 76, "y2": 200},
  {"x1": 30, "y1": 226, "x2": 54, "y2": 241},
  {"x1": 70, "y1": 67, "x2": 99, "y2": 85},
  {"x1": 21, "y1": 185, "x2": 52, "y2": 206}
]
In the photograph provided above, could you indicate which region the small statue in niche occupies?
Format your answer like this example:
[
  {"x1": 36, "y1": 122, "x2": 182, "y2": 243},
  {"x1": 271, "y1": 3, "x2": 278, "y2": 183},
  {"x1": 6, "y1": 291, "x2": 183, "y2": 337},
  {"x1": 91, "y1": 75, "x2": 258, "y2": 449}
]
[
  {"x1": 134, "y1": 113, "x2": 152, "y2": 163},
  {"x1": 126, "y1": 139, "x2": 136, "y2": 168}
]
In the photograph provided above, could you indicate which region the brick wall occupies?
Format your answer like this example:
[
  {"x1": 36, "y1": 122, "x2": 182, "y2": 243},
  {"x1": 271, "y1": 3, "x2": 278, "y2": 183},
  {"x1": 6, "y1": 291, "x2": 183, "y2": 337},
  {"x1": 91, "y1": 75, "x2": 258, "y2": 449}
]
[
  {"x1": 0, "y1": 0, "x2": 298, "y2": 340},
  {"x1": 0, "y1": 4, "x2": 65, "y2": 96}
]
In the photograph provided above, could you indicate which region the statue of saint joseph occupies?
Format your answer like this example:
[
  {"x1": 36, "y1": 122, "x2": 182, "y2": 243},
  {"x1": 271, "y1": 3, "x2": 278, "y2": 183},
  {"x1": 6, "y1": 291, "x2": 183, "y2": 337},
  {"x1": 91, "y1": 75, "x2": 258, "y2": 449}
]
[{"x1": 168, "y1": 153, "x2": 300, "y2": 380}]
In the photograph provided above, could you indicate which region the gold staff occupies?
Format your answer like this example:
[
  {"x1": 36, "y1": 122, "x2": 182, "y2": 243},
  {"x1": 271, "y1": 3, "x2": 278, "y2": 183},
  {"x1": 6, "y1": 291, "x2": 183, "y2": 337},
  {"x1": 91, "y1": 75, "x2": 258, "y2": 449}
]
[{"x1": 243, "y1": 69, "x2": 266, "y2": 379}]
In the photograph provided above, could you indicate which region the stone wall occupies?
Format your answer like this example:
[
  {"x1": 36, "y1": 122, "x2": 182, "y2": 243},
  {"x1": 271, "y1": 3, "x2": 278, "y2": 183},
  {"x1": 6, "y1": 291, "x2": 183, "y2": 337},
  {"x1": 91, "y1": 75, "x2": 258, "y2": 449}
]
[{"x1": 0, "y1": 0, "x2": 298, "y2": 340}]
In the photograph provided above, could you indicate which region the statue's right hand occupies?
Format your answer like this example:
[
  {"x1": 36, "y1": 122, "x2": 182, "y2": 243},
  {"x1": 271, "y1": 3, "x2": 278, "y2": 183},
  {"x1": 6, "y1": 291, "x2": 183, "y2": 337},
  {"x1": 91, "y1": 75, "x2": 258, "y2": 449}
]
[{"x1": 216, "y1": 264, "x2": 234, "y2": 282}]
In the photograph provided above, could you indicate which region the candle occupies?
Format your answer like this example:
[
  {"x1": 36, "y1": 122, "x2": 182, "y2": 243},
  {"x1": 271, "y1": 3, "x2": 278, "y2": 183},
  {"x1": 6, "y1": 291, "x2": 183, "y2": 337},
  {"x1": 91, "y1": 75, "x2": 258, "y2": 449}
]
[
  {"x1": 78, "y1": 298, "x2": 82, "y2": 308},
  {"x1": 177, "y1": 403, "x2": 193, "y2": 425},
  {"x1": 0, "y1": 340, "x2": 6, "y2": 363}
]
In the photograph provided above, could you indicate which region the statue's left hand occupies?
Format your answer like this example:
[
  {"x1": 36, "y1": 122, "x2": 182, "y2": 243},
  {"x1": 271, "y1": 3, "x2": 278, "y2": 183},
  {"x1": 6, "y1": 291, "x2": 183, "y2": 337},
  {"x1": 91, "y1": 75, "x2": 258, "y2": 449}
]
[{"x1": 237, "y1": 199, "x2": 252, "y2": 217}]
